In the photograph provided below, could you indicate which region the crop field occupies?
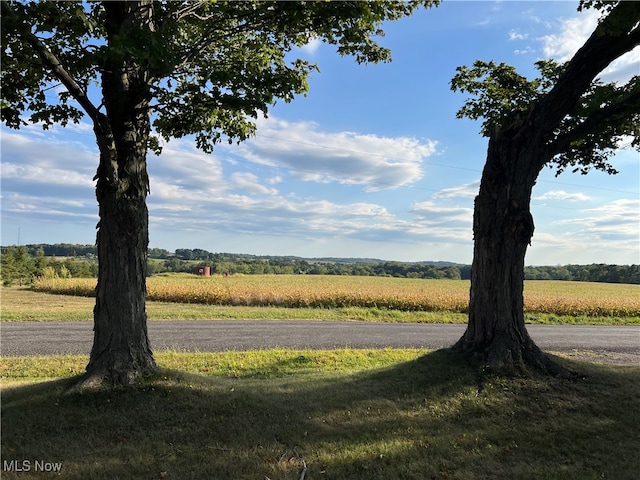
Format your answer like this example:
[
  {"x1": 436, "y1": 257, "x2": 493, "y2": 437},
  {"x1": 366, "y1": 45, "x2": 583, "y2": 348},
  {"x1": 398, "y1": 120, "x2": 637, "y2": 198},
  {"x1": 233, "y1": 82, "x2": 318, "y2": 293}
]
[{"x1": 32, "y1": 274, "x2": 640, "y2": 318}]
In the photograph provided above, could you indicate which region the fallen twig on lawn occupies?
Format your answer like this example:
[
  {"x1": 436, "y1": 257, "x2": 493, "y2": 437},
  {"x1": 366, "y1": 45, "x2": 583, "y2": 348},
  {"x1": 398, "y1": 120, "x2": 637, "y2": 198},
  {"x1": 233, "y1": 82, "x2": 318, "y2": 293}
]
[{"x1": 277, "y1": 445, "x2": 307, "y2": 480}]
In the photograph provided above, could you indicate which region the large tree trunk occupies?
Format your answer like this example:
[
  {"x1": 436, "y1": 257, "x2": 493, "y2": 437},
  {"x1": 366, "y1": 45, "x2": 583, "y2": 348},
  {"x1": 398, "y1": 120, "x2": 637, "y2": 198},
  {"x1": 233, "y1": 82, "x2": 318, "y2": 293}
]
[
  {"x1": 452, "y1": 3, "x2": 640, "y2": 375},
  {"x1": 84, "y1": 140, "x2": 156, "y2": 386},
  {"x1": 80, "y1": 1, "x2": 157, "y2": 387},
  {"x1": 455, "y1": 126, "x2": 559, "y2": 375}
]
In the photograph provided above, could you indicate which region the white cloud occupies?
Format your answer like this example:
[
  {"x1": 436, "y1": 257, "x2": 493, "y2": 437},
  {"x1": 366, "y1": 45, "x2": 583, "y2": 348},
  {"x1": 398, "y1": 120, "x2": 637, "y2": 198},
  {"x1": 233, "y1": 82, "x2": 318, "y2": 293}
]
[
  {"x1": 514, "y1": 47, "x2": 533, "y2": 56},
  {"x1": 0, "y1": 128, "x2": 97, "y2": 214},
  {"x1": 411, "y1": 200, "x2": 473, "y2": 225},
  {"x1": 522, "y1": 9, "x2": 552, "y2": 29},
  {"x1": 528, "y1": 200, "x2": 640, "y2": 265},
  {"x1": 536, "y1": 198, "x2": 640, "y2": 261},
  {"x1": 150, "y1": 139, "x2": 227, "y2": 192},
  {"x1": 0, "y1": 118, "x2": 435, "y2": 247},
  {"x1": 571, "y1": 199, "x2": 640, "y2": 239},
  {"x1": 534, "y1": 190, "x2": 591, "y2": 202},
  {"x1": 231, "y1": 172, "x2": 279, "y2": 195},
  {"x1": 600, "y1": 48, "x2": 640, "y2": 84},
  {"x1": 433, "y1": 181, "x2": 480, "y2": 199},
  {"x1": 1, "y1": 162, "x2": 93, "y2": 188},
  {"x1": 508, "y1": 29, "x2": 528, "y2": 41},
  {"x1": 1, "y1": 192, "x2": 96, "y2": 223},
  {"x1": 1, "y1": 129, "x2": 97, "y2": 173},
  {"x1": 541, "y1": 10, "x2": 599, "y2": 62},
  {"x1": 540, "y1": 9, "x2": 639, "y2": 83},
  {"x1": 507, "y1": 25, "x2": 533, "y2": 55},
  {"x1": 299, "y1": 37, "x2": 321, "y2": 55},
  {"x1": 233, "y1": 117, "x2": 438, "y2": 192},
  {"x1": 147, "y1": 188, "x2": 404, "y2": 243}
]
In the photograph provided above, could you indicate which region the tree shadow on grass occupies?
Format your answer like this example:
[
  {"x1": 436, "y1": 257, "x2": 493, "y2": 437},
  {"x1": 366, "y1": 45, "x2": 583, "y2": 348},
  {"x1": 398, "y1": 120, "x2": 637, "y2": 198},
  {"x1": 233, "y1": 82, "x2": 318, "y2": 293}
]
[{"x1": 2, "y1": 349, "x2": 639, "y2": 480}]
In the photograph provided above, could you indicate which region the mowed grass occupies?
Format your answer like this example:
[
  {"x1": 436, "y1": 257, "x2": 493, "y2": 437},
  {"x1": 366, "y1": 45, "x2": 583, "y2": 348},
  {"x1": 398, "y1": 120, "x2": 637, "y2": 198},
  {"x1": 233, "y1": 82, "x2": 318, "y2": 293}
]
[{"x1": 2, "y1": 349, "x2": 639, "y2": 479}]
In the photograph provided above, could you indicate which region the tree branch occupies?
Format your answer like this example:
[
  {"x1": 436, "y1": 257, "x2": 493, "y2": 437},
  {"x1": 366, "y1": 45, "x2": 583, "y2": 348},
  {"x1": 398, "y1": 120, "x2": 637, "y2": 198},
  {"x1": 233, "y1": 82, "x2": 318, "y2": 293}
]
[
  {"x1": 546, "y1": 89, "x2": 640, "y2": 157},
  {"x1": 530, "y1": 2, "x2": 640, "y2": 140},
  {"x1": 1, "y1": 1, "x2": 102, "y2": 125}
]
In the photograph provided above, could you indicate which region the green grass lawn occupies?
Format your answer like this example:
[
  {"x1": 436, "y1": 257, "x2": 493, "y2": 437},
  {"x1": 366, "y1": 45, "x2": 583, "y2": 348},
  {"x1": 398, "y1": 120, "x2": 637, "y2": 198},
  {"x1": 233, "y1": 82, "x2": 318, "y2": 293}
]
[
  {"x1": 2, "y1": 349, "x2": 639, "y2": 479},
  {"x1": 3, "y1": 281, "x2": 638, "y2": 479}
]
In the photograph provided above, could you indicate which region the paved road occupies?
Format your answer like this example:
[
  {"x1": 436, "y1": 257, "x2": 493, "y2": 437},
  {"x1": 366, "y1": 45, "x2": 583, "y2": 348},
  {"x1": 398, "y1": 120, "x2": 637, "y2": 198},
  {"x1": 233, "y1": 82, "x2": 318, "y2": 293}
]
[{"x1": 1, "y1": 321, "x2": 638, "y2": 365}]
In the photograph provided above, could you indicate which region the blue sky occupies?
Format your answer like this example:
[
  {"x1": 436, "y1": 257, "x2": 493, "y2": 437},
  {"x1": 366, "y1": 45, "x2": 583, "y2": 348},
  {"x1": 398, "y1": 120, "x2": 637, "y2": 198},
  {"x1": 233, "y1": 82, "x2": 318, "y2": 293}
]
[{"x1": 1, "y1": 1, "x2": 639, "y2": 265}]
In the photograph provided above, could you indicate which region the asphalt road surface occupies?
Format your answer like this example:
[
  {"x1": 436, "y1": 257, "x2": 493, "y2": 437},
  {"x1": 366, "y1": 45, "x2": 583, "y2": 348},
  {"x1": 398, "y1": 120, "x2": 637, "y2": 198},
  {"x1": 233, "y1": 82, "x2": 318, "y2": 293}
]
[{"x1": 1, "y1": 321, "x2": 638, "y2": 365}]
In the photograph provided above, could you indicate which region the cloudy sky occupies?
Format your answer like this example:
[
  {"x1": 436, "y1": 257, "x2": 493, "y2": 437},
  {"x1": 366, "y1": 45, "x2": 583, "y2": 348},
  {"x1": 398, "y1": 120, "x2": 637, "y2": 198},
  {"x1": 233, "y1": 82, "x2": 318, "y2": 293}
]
[{"x1": 1, "y1": 1, "x2": 638, "y2": 265}]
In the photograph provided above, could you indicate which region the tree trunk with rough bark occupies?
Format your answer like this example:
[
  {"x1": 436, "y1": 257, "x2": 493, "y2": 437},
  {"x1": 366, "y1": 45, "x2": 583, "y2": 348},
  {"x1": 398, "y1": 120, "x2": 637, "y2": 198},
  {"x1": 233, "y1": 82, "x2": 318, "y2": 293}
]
[
  {"x1": 452, "y1": 3, "x2": 640, "y2": 375},
  {"x1": 79, "y1": 2, "x2": 157, "y2": 387},
  {"x1": 454, "y1": 125, "x2": 559, "y2": 374}
]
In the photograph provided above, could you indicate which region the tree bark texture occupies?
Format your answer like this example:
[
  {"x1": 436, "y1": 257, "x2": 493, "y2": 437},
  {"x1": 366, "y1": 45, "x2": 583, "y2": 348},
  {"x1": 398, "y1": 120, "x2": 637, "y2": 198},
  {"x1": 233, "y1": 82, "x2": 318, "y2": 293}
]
[
  {"x1": 82, "y1": 2, "x2": 157, "y2": 386},
  {"x1": 455, "y1": 125, "x2": 558, "y2": 374}
]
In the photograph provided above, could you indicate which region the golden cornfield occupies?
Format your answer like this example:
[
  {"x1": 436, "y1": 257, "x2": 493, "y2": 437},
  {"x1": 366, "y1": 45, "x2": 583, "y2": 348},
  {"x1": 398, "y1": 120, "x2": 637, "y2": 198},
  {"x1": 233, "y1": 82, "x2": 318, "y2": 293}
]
[{"x1": 32, "y1": 274, "x2": 640, "y2": 317}]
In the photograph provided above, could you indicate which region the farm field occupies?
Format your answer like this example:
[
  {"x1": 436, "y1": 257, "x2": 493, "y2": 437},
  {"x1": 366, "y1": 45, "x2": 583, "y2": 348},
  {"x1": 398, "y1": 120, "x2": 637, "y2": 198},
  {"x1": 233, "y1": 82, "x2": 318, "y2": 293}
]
[{"x1": 31, "y1": 274, "x2": 640, "y2": 319}]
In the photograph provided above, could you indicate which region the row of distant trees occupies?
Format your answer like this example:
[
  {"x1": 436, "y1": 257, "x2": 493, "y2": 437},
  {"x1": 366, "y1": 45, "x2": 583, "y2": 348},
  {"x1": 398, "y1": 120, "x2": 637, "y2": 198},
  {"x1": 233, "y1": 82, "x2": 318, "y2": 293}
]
[
  {"x1": 153, "y1": 257, "x2": 640, "y2": 283},
  {"x1": 1, "y1": 245, "x2": 98, "y2": 285},
  {"x1": 150, "y1": 257, "x2": 468, "y2": 279},
  {"x1": 17, "y1": 243, "x2": 98, "y2": 258},
  {"x1": 2, "y1": 244, "x2": 638, "y2": 284}
]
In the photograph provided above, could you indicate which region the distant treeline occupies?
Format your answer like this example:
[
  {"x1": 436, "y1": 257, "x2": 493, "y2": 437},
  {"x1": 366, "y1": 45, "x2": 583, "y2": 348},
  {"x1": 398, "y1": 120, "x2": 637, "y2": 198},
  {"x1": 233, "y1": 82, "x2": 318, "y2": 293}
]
[
  {"x1": 1, "y1": 245, "x2": 97, "y2": 285},
  {"x1": 16, "y1": 243, "x2": 98, "y2": 258},
  {"x1": 2, "y1": 244, "x2": 638, "y2": 284},
  {"x1": 524, "y1": 264, "x2": 639, "y2": 284},
  {"x1": 149, "y1": 256, "x2": 469, "y2": 279}
]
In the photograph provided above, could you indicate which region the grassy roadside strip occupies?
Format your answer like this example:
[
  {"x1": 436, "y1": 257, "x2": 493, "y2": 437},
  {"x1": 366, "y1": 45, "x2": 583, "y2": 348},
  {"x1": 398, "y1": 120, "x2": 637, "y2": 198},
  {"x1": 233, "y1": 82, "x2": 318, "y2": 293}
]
[
  {"x1": 0, "y1": 348, "x2": 428, "y2": 382},
  {"x1": 1, "y1": 287, "x2": 638, "y2": 324},
  {"x1": 2, "y1": 350, "x2": 639, "y2": 479}
]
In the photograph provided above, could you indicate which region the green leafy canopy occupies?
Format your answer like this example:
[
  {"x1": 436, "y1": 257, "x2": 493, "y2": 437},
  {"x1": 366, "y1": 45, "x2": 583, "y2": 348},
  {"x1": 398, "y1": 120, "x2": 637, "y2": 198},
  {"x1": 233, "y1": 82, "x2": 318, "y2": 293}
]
[
  {"x1": 450, "y1": 59, "x2": 564, "y2": 137},
  {"x1": 1, "y1": 1, "x2": 438, "y2": 154}
]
